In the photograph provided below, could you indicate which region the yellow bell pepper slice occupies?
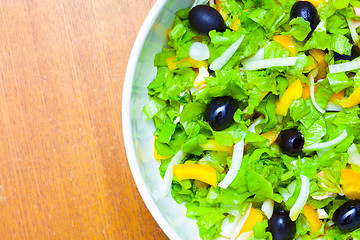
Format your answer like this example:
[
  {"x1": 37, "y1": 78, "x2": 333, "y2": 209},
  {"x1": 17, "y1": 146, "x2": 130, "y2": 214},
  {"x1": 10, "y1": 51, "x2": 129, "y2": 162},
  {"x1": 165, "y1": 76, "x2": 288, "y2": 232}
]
[
  {"x1": 309, "y1": 49, "x2": 328, "y2": 79},
  {"x1": 238, "y1": 207, "x2": 264, "y2": 236},
  {"x1": 261, "y1": 130, "x2": 280, "y2": 146},
  {"x1": 304, "y1": 56, "x2": 318, "y2": 71},
  {"x1": 273, "y1": 35, "x2": 298, "y2": 56},
  {"x1": 166, "y1": 56, "x2": 208, "y2": 71},
  {"x1": 276, "y1": 79, "x2": 303, "y2": 116},
  {"x1": 303, "y1": 204, "x2": 322, "y2": 233},
  {"x1": 306, "y1": 0, "x2": 325, "y2": 8},
  {"x1": 341, "y1": 168, "x2": 360, "y2": 199},
  {"x1": 166, "y1": 56, "x2": 178, "y2": 71},
  {"x1": 200, "y1": 139, "x2": 233, "y2": 154},
  {"x1": 309, "y1": 49, "x2": 325, "y2": 63},
  {"x1": 339, "y1": 87, "x2": 360, "y2": 108},
  {"x1": 154, "y1": 137, "x2": 172, "y2": 160},
  {"x1": 187, "y1": 57, "x2": 209, "y2": 69},
  {"x1": 173, "y1": 163, "x2": 217, "y2": 187},
  {"x1": 230, "y1": 18, "x2": 241, "y2": 32}
]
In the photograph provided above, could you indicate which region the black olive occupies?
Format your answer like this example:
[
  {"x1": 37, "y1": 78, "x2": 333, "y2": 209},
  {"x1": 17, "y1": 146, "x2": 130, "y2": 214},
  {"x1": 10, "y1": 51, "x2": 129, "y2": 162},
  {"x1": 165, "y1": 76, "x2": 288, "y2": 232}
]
[
  {"x1": 189, "y1": 5, "x2": 226, "y2": 35},
  {"x1": 334, "y1": 44, "x2": 360, "y2": 61},
  {"x1": 204, "y1": 96, "x2": 238, "y2": 131},
  {"x1": 277, "y1": 128, "x2": 304, "y2": 156},
  {"x1": 333, "y1": 200, "x2": 360, "y2": 232},
  {"x1": 268, "y1": 210, "x2": 296, "y2": 240},
  {"x1": 290, "y1": 1, "x2": 320, "y2": 32}
]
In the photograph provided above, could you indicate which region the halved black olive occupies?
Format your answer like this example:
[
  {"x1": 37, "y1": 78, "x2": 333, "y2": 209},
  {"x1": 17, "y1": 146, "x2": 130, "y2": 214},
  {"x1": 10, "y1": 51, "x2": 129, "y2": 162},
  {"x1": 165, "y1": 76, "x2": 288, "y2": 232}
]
[
  {"x1": 334, "y1": 44, "x2": 360, "y2": 61},
  {"x1": 268, "y1": 210, "x2": 296, "y2": 240},
  {"x1": 189, "y1": 5, "x2": 226, "y2": 35},
  {"x1": 204, "y1": 96, "x2": 238, "y2": 131},
  {"x1": 333, "y1": 200, "x2": 360, "y2": 232},
  {"x1": 277, "y1": 128, "x2": 304, "y2": 156},
  {"x1": 290, "y1": 1, "x2": 320, "y2": 32}
]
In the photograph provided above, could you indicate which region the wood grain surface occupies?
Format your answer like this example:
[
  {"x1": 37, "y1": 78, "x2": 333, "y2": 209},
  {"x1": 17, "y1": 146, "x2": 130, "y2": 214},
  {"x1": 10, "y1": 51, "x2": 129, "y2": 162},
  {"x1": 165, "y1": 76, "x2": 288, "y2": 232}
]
[{"x1": 0, "y1": 0, "x2": 168, "y2": 239}]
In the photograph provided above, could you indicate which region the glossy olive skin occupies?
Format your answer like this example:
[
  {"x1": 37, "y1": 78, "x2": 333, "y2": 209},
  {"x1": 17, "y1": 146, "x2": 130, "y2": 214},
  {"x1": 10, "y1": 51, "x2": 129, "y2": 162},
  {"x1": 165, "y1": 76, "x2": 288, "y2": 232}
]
[
  {"x1": 290, "y1": 1, "x2": 320, "y2": 32},
  {"x1": 268, "y1": 210, "x2": 296, "y2": 240},
  {"x1": 333, "y1": 200, "x2": 360, "y2": 232},
  {"x1": 189, "y1": 5, "x2": 226, "y2": 35},
  {"x1": 204, "y1": 96, "x2": 238, "y2": 131},
  {"x1": 277, "y1": 128, "x2": 304, "y2": 156},
  {"x1": 334, "y1": 44, "x2": 360, "y2": 61}
]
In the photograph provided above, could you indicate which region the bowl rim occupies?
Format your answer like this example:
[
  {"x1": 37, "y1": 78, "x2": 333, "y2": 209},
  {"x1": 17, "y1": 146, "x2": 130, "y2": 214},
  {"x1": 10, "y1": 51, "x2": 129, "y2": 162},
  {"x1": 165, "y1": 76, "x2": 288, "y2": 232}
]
[{"x1": 122, "y1": 0, "x2": 182, "y2": 239}]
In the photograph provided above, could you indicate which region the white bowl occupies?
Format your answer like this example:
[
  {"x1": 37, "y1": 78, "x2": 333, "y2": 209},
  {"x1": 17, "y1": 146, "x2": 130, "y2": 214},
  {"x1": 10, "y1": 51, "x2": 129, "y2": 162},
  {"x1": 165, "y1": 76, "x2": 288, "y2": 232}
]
[{"x1": 122, "y1": 0, "x2": 202, "y2": 239}]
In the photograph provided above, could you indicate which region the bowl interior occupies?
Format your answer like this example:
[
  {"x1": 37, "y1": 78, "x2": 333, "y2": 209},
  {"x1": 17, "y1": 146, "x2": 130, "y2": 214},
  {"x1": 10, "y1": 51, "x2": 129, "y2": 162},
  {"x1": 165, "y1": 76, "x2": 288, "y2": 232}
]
[{"x1": 124, "y1": 0, "x2": 202, "y2": 239}]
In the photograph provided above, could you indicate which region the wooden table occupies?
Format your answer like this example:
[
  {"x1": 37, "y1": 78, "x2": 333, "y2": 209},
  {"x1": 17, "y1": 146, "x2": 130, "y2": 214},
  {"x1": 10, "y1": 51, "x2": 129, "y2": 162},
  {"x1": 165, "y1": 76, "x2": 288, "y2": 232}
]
[{"x1": 0, "y1": 0, "x2": 168, "y2": 239}]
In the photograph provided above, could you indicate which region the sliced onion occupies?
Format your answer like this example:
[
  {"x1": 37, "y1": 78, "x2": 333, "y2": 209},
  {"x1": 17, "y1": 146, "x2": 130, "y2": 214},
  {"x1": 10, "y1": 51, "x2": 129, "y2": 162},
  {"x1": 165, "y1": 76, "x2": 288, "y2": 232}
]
[
  {"x1": 218, "y1": 139, "x2": 245, "y2": 189},
  {"x1": 317, "y1": 209, "x2": 329, "y2": 219},
  {"x1": 348, "y1": 143, "x2": 360, "y2": 167},
  {"x1": 230, "y1": 203, "x2": 252, "y2": 240},
  {"x1": 243, "y1": 57, "x2": 298, "y2": 71},
  {"x1": 312, "y1": 192, "x2": 336, "y2": 200},
  {"x1": 161, "y1": 150, "x2": 186, "y2": 196},
  {"x1": 309, "y1": 72, "x2": 326, "y2": 114},
  {"x1": 241, "y1": 48, "x2": 265, "y2": 64},
  {"x1": 354, "y1": 7, "x2": 360, "y2": 29},
  {"x1": 220, "y1": 215, "x2": 241, "y2": 239},
  {"x1": 210, "y1": 35, "x2": 245, "y2": 71},
  {"x1": 173, "y1": 105, "x2": 184, "y2": 124},
  {"x1": 189, "y1": 42, "x2": 210, "y2": 61},
  {"x1": 347, "y1": 18, "x2": 359, "y2": 45},
  {"x1": 247, "y1": 116, "x2": 264, "y2": 134},
  {"x1": 261, "y1": 199, "x2": 274, "y2": 219},
  {"x1": 325, "y1": 102, "x2": 343, "y2": 112},
  {"x1": 236, "y1": 231, "x2": 254, "y2": 240},
  {"x1": 327, "y1": 220, "x2": 335, "y2": 226},
  {"x1": 354, "y1": 20, "x2": 360, "y2": 29},
  {"x1": 289, "y1": 175, "x2": 310, "y2": 221},
  {"x1": 194, "y1": 66, "x2": 210, "y2": 87},
  {"x1": 329, "y1": 59, "x2": 360, "y2": 74},
  {"x1": 303, "y1": 129, "x2": 348, "y2": 152}
]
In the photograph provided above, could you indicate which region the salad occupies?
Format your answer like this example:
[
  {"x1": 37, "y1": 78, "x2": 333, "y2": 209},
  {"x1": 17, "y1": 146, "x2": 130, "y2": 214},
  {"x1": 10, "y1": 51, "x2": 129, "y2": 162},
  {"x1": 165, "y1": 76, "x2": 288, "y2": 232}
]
[{"x1": 143, "y1": 0, "x2": 360, "y2": 239}]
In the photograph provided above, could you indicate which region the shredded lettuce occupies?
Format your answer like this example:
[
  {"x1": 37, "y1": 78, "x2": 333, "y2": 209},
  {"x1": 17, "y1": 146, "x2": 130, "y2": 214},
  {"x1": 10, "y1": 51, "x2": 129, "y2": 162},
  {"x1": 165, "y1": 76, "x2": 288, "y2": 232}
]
[{"x1": 144, "y1": 0, "x2": 360, "y2": 239}]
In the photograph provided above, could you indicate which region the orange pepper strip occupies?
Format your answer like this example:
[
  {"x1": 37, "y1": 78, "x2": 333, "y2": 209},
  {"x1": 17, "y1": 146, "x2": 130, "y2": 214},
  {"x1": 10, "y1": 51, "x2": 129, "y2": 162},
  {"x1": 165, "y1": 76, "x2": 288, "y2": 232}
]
[
  {"x1": 341, "y1": 168, "x2": 360, "y2": 199},
  {"x1": 276, "y1": 79, "x2": 303, "y2": 116},
  {"x1": 303, "y1": 204, "x2": 322, "y2": 233},
  {"x1": 273, "y1": 35, "x2": 298, "y2": 56},
  {"x1": 216, "y1": 0, "x2": 223, "y2": 11},
  {"x1": 173, "y1": 163, "x2": 217, "y2": 187},
  {"x1": 200, "y1": 139, "x2": 233, "y2": 155},
  {"x1": 305, "y1": 0, "x2": 325, "y2": 8},
  {"x1": 329, "y1": 90, "x2": 344, "y2": 103},
  {"x1": 238, "y1": 207, "x2": 264, "y2": 236},
  {"x1": 339, "y1": 88, "x2": 360, "y2": 108},
  {"x1": 302, "y1": 84, "x2": 311, "y2": 100},
  {"x1": 302, "y1": 84, "x2": 318, "y2": 100},
  {"x1": 261, "y1": 130, "x2": 280, "y2": 146}
]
